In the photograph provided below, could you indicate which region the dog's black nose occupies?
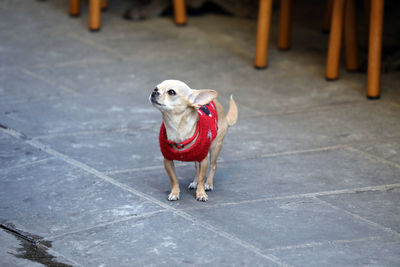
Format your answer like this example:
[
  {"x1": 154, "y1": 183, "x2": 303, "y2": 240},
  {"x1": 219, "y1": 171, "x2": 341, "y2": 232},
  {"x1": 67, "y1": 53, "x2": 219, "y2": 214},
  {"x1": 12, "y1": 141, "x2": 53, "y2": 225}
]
[
  {"x1": 152, "y1": 88, "x2": 160, "y2": 98},
  {"x1": 151, "y1": 91, "x2": 160, "y2": 98}
]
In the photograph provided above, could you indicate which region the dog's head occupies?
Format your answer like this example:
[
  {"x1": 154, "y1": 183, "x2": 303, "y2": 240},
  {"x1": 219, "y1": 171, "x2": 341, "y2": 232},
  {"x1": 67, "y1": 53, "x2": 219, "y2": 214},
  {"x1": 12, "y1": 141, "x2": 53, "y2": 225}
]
[{"x1": 150, "y1": 80, "x2": 217, "y2": 114}]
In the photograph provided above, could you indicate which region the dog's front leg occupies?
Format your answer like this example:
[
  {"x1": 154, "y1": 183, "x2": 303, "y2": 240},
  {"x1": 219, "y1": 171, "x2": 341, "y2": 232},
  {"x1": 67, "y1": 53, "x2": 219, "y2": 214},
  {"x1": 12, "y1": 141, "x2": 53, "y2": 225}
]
[
  {"x1": 188, "y1": 162, "x2": 200, "y2": 190},
  {"x1": 164, "y1": 159, "x2": 180, "y2": 201},
  {"x1": 196, "y1": 155, "x2": 209, "y2": 201}
]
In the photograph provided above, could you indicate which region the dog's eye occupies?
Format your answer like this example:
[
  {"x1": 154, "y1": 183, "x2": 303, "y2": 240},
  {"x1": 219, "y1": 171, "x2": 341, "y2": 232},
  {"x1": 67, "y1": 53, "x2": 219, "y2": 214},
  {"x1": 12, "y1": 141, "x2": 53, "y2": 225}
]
[
  {"x1": 154, "y1": 88, "x2": 158, "y2": 92},
  {"x1": 167, "y1": 89, "x2": 176, "y2": 96}
]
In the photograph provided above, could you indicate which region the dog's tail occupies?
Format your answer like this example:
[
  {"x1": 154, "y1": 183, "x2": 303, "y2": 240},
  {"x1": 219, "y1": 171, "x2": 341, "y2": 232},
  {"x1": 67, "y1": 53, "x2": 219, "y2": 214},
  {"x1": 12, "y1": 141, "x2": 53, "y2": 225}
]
[{"x1": 226, "y1": 95, "x2": 238, "y2": 127}]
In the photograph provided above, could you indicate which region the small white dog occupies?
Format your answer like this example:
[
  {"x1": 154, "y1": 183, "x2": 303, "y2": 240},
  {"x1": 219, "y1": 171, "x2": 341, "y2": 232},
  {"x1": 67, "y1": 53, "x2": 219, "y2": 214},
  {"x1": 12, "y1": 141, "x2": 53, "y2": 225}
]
[{"x1": 150, "y1": 80, "x2": 237, "y2": 201}]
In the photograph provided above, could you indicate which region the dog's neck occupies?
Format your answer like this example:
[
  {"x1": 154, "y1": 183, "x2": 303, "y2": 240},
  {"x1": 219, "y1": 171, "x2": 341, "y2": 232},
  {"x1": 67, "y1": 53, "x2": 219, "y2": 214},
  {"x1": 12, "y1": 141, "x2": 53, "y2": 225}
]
[{"x1": 162, "y1": 108, "x2": 198, "y2": 143}]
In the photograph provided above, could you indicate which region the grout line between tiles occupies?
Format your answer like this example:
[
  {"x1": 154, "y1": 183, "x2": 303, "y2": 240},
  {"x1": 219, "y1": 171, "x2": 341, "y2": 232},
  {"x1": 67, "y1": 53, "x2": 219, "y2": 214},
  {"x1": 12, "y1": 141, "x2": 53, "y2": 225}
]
[
  {"x1": 39, "y1": 245, "x2": 84, "y2": 267},
  {"x1": 31, "y1": 58, "x2": 115, "y2": 70},
  {"x1": 0, "y1": 124, "x2": 27, "y2": 139},
  {"x1": 67, "y1": 33, "x2": 125, "y2": 59},
  {"x1": 258, "y1": 145, "x2": 342, "y2": 159},
  {"x1": 343, "y1": 136, "x2": 400, "y2": 146},
  {"x1": 44, "y1": 209, "x2": 167, "y2": 242},
  {"x1": 0, "y1": 95, "x2": 77, "y2": 105},
  {"x1": 343, "y1": 145, "x2": 400, "y2": 170},
  {"x1": 243, "y1": 98, "x2": 400, "y2": 121},
  {"x1": 194, "y1": 24, "x2": 253, "y2": 59},
  {"x1": 20, "y1": 68, "x2": 80, "y2": 96},
  {"x1": 0, "y1": 67, "x2": 19, "y2": 72},
  {"x1": 0, "y1": 157, "x2": 54, "y2": 171},
  {"x1": 387, "y1": 100, "x2": 400, "y2": 108},
  {"x1": 265, "y1": 236, "x2": 382, "y2": 252},
  {"x1": 32, "y1": 125, "x2": 156, "y2": 141},
  {"x1": 105, "y1": 162, "x2": 191, "y2": 175},
  {"x1": 106, "y1": 137, "x2": 400, "y2": 176},
  {"x1": 241, "y1": 99, "x2": 378, "y2": 118},
  {"x1": 1, "y1": 226, "x2": 79, "y2": 267},
  {"x1": 183, "y1": 183, "x2": 400, "y2": 211},
  {"x1": 105, "y1": 145, "x2": 343, "y2": 175},
  {"x1": 315, "y1": 197, "x2": 400, "y2": 238}
]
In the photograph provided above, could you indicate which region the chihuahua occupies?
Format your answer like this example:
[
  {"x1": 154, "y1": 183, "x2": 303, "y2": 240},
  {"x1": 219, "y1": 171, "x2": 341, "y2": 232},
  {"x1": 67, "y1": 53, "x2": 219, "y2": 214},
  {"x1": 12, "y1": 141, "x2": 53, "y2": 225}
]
[{"x1": 150, "y1": 80, "x2": 238, "y2": 201}]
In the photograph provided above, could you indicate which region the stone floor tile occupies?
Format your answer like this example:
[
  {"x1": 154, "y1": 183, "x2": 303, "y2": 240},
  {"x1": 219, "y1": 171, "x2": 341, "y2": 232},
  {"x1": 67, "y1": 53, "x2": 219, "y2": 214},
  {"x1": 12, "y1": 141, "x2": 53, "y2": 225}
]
[
  {"x1": 0, "y1": 69, "x2": 72, "y2": 103},
  {"x1": 0, "y1": 95, "x2": 159, "y2": 138},
  {"x1": 30, "y1": 60, "x2": 157, "y2": 97},
  {"x1": 36, "y1": 128, "x2": 162, "y2": 172},
  {"x1": 319, "y1": 188, "x2": 400, "y2": 233},
  {"x1": 0, "y1": 131, "x2": 50, "y2": 169},
  {"x1": 0, "y1": 229, "x2": 74, "y2": 267},
  {"x1": 349, "y1": 139, "x2": 400, "y2": 166},
  {"x1": 269, "y1": 237, "x2": 400, "y2": 267},
  {"x1": 0, "y1": 0, "x2": 115, "y2": 69},
  {"x1": 223, "y1": 102, "x2": 400, "y2": 160},
  {"x1": 50, "y1": 211, "x2": 278, "y2": 266},
  {"x1": 185, "y1": 198, "x2": 389, "y2": 251},
  {"x1": 0, "y1": 29, "x2": 113, "y2": 69},
  {"x1": 0, "y1": 229, "x2": 54, "y2": 267},
  {"x1": 0, "y1": 158, "x2": 163, "y2": 237}
]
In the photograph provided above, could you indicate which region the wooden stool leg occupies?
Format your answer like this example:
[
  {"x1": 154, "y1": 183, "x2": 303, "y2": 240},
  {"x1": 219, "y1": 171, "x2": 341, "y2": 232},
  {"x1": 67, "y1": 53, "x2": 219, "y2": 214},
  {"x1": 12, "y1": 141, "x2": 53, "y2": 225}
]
[
  {"x1": 326, "y1": 0, "x2": 346, "y2": 80},
  {"x1": 344, "y1": 0, "x2": 358, "y2": 71},
  {"x1": 89, "y1": 0, "x2": 101, "y2": 32},
  {"x1": 101, "y1": 0, "x2": 108, "y2": 10},
  {"x1": 255, "y1": 0, "x2": 273, "y2": 69},
  {"x1": 278, "y1": 0, "x2": 292, "y2": 50},
  {"x1": 322, "y1": 0, "x2": 333, "y2": 33},
  {"x1": 69, "y1": 0, "x2": 80, "y2": 17},
  {"x1": 363, "y1": 0, "x2": 371, "y2": 44},
  {"x1": 367, "y1": 0, "x2": 384, "y2": 99},
  {"x1": 173, "y1": 0, "x2": 187, "y2": 25}
]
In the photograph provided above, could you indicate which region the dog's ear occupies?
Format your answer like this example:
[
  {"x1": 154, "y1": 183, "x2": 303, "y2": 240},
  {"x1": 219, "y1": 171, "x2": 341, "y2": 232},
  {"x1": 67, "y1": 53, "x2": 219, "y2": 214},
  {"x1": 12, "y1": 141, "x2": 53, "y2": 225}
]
[{"x1": 189, "y1": 89, "x2": 218, "y2": 108}]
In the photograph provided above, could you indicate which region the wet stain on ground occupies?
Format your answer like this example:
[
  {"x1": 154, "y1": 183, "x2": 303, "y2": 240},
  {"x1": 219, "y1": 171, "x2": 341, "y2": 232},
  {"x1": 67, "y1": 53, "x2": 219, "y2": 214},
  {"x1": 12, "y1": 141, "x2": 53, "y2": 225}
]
[{"x1": 1, "y1": 223, "x2": 73, "y2": 267}]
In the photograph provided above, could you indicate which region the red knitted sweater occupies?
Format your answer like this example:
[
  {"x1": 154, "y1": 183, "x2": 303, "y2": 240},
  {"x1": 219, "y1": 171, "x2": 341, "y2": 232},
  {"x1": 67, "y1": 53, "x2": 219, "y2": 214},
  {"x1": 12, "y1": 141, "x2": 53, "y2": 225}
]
[{"x1": 159, "y1": 101, "x2": 218, "y2": 162}]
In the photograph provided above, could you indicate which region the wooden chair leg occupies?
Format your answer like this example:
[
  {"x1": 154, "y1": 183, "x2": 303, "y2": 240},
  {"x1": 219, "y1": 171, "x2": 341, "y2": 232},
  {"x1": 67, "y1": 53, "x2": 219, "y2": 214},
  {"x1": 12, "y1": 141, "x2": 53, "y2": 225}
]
[
  {"x1": 101, "y1": 0, "x2": 108, "y2": 10},
  {"x1": 173, "y1": 0, "x2": 187, "y2": 25},
  {"x1": 367, "y1": 0, "x2": 384, "y2": 99},
  {"x1": 322, "y1": 0, "x2": 333, "y2": 33},
  {"x1": 89, "y1": 0, "x2": 101, "y2": 32},
  {"x1": 326, "y1": 0, "x2": 346, "y2": 80},
  {"x1": 69, "y1": 0, "x2": 80, "y2": 17},
  {"x1": 255, "y1": 0, "x2": 273, "y2": 69},
  {"x1": 344, "y1": 0, "x2": 358, "y2": 71},
  {"x1": 363, "y1": 0, "x2": 371, "y2": 44},
  {"x1": 278, "y1": 0, "x2": 292, "y2": 50}
]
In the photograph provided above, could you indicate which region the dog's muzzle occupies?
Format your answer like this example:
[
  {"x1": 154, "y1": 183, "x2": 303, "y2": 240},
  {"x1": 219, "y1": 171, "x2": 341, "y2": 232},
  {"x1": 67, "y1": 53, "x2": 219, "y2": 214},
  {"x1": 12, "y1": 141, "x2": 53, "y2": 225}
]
[
  {"x1": 150, "y1": 91, "x2": 159, "y2": 102},
  {"x1": 151, "y1": 91, "x2": 163, "y2": 106}
]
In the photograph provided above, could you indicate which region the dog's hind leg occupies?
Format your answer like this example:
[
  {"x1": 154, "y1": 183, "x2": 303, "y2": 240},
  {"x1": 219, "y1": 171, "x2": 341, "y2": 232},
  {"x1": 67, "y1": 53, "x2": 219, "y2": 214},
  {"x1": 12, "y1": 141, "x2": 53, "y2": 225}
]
[
  {"x1": 205, "y1": 140, "x2": 223, "y2": 191},
  {"x1": 196, "y1": 155, "x2": 209, "y2": 201},
  {"x1": 188, "y1": 162, "x2": 200, "y2": 189}
]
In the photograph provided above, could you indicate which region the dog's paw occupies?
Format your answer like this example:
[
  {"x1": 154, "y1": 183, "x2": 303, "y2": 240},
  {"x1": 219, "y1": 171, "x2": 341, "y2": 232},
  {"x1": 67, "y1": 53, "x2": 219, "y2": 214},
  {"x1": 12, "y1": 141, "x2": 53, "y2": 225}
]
[
  {"x1": 205, "y1": 183, "x2": 213, "y2": 191},
  {"x1": 196, "y1": 193, "x2": 208, "y2": 202},
  {"x1": 188, "y1": 182, "x2": 197, "y2": 190},
  {"x1": 167, "y1": 193, "x2": 180, "y2": 201}
]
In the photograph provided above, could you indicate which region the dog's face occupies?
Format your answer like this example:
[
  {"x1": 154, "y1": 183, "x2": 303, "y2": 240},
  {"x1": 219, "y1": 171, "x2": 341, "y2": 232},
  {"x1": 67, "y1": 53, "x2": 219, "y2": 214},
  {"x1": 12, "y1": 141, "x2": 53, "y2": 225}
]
[
  {"x1": 150, "y1": 80, "x2": 192, "y2": 114},
  {"x1": 150, "y1": 80, "x2": 217, "y2": 114}
]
